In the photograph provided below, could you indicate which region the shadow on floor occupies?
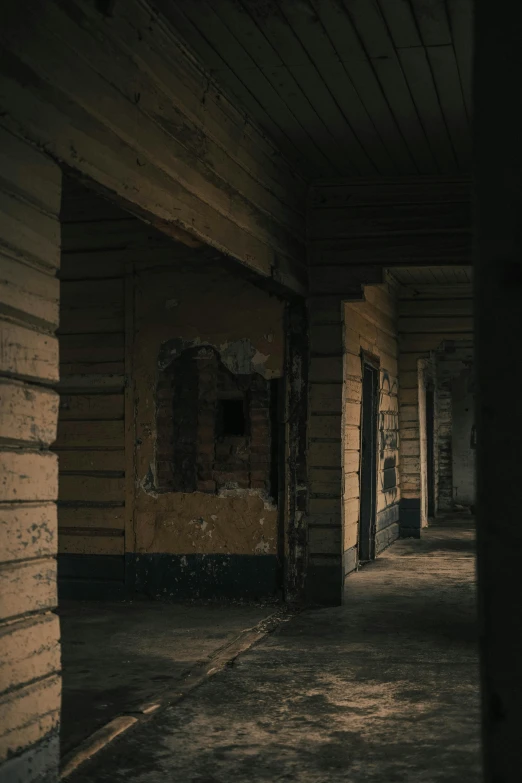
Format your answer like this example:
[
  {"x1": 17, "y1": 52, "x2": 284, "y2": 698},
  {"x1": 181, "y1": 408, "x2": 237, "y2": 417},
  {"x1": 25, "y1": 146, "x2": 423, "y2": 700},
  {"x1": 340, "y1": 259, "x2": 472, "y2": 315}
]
[{"x1": 57, "y1": 599, "x2": 275, "y2": 756}]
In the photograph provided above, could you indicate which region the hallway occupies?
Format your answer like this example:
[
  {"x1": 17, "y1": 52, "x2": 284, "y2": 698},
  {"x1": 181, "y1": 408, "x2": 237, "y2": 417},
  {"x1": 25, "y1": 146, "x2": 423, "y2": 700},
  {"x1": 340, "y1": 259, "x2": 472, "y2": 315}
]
[{"x1": 68, "y1": 516, "x2": 479, "y2": 782}]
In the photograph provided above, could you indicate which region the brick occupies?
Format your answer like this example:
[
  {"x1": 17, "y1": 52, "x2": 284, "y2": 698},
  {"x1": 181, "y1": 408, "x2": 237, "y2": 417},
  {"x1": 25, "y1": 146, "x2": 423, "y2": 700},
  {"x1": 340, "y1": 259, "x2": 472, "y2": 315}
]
[{"x1": 197, "y1": 480, "x2": 216, "y2": 493}]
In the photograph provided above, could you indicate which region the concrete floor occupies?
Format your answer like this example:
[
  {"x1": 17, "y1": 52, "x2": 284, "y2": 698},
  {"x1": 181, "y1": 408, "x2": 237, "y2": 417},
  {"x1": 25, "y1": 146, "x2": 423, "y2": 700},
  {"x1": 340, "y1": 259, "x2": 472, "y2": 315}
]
[
  {"x1": 59, "y1": 600, "x2": 274, "y2": 755},
  {"x1": 68, "y1": 515, "x2": 481, "y2": 782}
]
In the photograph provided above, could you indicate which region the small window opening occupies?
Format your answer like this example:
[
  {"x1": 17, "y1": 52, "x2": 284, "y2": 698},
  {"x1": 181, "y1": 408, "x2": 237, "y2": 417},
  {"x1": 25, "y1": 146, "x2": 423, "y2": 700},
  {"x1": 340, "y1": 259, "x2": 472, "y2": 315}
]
[{"x1": 217, "y1": 398, "x2": 246, "y2": 437}]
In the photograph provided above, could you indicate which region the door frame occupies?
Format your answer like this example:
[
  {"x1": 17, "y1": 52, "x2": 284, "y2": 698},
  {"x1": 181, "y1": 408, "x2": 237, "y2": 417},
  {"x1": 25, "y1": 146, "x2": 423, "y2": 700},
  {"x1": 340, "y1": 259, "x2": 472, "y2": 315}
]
[{"x1": 358, "y1": 351, "x2": 380, "y2": 563}]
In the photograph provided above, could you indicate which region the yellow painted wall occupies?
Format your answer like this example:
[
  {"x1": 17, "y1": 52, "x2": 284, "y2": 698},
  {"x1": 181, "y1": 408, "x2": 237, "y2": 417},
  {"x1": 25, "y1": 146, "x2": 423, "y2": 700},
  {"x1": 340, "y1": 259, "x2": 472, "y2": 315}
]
[{"x1": 343, "y1": 279, "x2": 400, "y2": 556}]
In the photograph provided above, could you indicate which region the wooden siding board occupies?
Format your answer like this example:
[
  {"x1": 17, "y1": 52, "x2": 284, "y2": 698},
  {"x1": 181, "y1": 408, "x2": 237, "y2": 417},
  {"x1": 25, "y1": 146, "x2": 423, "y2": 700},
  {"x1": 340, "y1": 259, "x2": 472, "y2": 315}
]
[{"x1": 0, "y1": 1, "x2": 305, "y2": 291}]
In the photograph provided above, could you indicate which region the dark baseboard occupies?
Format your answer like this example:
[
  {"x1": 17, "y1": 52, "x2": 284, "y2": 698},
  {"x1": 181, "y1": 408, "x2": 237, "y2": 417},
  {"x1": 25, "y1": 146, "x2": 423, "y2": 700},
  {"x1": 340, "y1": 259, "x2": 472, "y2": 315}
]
[
  {"x1": 127, "y1": 553, "x2": 280, "y2": 601},
  {"x1": 375, "y1": 521, "x2": 400, "y2": 554},
  {"x1": 58, "y1": 553, "x2": 281, "y2": 602},
  {"x1": 399, "y1": 498, "x2": 422, "y2": 538}
]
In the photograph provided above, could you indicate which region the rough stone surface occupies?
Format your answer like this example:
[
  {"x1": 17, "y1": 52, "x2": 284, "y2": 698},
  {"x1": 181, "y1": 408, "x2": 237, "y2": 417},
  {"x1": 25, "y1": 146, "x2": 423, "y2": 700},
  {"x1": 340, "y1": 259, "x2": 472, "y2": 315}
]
[{"x1": 68, "y1": 515, "x2": 480, "y2": 782}]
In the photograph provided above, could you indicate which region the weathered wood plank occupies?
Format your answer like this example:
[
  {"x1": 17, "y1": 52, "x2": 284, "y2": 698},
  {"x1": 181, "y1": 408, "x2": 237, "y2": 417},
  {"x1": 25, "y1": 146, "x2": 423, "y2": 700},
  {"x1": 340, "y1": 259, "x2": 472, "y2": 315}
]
[
  {"x1": 0, "y1": 674, "x2": 60, "y2": 760},
  {"x1": 55, "y1": 450, "x2": 125, "y2": 473},
  {"x1": 59, "y1": 474, "x2": 125, "y2": 503},
  {"x1": 0, "y1": 503, "x2": 57, "y2": 563},
  {"x1": 0, "y1": 450, "x2": 58, "y2": 502},
  {"x1": 58, "y1": 506, "x2": 125, "y2": 530},
  {"x1": 398, "y1": 316, "x2": 473, "y2": 333},
  {"x1": 0, "y1": 615, "x2": 60, "y2": 696},
  {"x1": 0, "y1": 559, "x2": 57, "y2": 622},
  {"x1": 58, "y1": 532, "x2": 124, "y2": 555},
  {"x1": 59, "y1": 334, "x2": 125, "y2": 364},
  {"x1": 0, "y1": 380, "x2": 59, "y2": 446},
  {"x1": 310, "y1": 200, "x2": 469, "y2": 238},
  {"x1": 0, "y1": 253, "x2": 59, "y2": 329},
  {"x1": 55, "y1": 420, "x2": 124, "y2": 450},
  {"x1": 0, "y1": 191, "x2": 60, "y2": 271},
  {"x1": 399, "y1": 298, "x2": 473, "y2": 316},
  {"x1": 0, "y1": 320, "x2": 59, "y2": 383},
  {"x1": 58, "y1": 394, "x2": 124, "y2": 421},
  {"x1": 0, "y1": 125, "x2": 62, "y2": 216}
]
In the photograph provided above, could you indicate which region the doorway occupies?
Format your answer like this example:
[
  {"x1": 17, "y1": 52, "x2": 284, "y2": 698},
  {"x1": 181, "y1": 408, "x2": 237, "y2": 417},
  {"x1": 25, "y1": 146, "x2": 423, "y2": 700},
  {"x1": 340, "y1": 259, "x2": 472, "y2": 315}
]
[
  {"x1": 359, "y1": 356, "x2": 379, "y2": 563},
  {"x1": 426, "y1": 384, "x2": 436, "y2": 519}
]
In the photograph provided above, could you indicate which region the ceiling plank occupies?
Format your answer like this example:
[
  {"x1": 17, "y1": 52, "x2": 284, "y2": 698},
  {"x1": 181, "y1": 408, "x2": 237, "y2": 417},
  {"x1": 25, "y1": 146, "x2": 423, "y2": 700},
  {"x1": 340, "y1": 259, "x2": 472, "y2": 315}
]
[
  {"x1": 410, "y1": 0, "x2": 452, "y2": 45},
  {"x1": 165, "y1": 0, "x2": 335, "y2": 176},
  {"x1": 447, "y1": 0, "x2": 473, "y2": 121},
  {"x1": 277, "y1": 0, "x2": 396, "y2": 175},
  {"x1": 238, "y1": 0, "x2": 369, "y2": 176},
  {"x1": 426, "y1": 44, "x2": 471, "y2": 171},
  {"x1": 342, "y1": 0, "x2": 437, "y2": 173},
  {"x1": 309, "y1": 0, "x2": 417, "y2": 173},
  {"x1": 397, "y1": 47, "x2": 457, "y2": 174}
]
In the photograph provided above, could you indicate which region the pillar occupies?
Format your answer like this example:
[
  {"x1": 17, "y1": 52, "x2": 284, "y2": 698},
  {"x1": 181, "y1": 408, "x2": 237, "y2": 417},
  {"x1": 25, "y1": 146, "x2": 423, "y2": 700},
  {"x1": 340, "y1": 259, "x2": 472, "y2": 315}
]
[
  {"x1": 0, "y1": 126, "x2": 62, "y2": 781},
  {"x1": 475, "y1": 2, "x2": 522, "y2": 779}
]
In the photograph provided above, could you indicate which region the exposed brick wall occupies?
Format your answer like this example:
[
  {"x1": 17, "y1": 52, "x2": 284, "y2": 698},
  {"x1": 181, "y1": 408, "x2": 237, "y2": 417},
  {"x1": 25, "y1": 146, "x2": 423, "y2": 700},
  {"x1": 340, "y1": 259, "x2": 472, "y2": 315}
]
[{"x1": 156, "y1": 347, "x2": 273, "y2": 497}]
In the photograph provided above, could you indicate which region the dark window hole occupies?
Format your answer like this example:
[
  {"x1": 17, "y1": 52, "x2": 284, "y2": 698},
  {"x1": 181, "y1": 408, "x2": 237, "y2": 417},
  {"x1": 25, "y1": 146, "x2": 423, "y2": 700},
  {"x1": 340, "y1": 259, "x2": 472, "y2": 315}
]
[{"x1": 217, "y1": 398, "x2": 246, "y2": 437}]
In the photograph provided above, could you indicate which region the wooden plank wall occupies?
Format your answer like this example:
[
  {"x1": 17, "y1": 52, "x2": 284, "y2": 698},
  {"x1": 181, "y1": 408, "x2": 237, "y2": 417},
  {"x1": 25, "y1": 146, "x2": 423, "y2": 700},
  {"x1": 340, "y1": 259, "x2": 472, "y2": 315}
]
[
  {"x1": 308, "y1": 178, "x2": 471, "y2": 268},
  {"x1": 0, "y1": 0, "x2": 306, "y2": 293},
  {"x1": 398, "y1": 282, "x2": 473, "y2": 526},
  {"x1": 343, "y1": 278, "x2": 400, "y2": 573},
  {"x1": 0, "y1": 127, "x2": 61, "y2": 781},
  {"x1": 55, "y1": 180, "x2": 128, "y2": 588}
]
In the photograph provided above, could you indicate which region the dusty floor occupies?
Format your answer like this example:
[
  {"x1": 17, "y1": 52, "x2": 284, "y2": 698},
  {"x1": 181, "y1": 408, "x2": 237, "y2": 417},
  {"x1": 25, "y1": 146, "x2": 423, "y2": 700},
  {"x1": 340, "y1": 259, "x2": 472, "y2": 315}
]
[
  {"x1": 58, "y1": 600, "x2": 275, "y2": 755},
  {"x1": 68, "y1": 515, "x2": 480, "y2": 782}
]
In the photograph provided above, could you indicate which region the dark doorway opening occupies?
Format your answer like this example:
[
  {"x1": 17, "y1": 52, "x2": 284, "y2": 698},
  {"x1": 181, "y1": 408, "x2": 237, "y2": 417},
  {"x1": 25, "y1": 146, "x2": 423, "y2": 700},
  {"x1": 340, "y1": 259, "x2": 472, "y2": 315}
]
[
  {"x1": 426, "y1": 385, "x2": 436, "y2": 519},
  {"x1": 359, "y1": 357, "x2": 379, "y2": 563}
]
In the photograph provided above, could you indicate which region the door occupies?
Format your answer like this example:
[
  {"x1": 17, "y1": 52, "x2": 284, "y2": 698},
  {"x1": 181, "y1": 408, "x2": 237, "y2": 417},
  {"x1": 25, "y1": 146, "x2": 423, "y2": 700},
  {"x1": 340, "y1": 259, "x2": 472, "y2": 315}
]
[
  {"x1": 359, "y1": 360, "x2": 379, "y2": 562},
  {"x1": 426, "y1": 385, "x2": 436, "y2": 519}
]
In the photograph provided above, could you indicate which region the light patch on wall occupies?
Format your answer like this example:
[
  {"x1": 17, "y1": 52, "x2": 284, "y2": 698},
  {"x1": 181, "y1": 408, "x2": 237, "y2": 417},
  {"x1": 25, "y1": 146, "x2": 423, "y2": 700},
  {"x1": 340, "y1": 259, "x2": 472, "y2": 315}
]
[
  {"x1": 218, "y1": 487, "x2": 277, "y2": 511},
  {"x1": 158, "y1": 336, "x2": 275, "y2": 378}
]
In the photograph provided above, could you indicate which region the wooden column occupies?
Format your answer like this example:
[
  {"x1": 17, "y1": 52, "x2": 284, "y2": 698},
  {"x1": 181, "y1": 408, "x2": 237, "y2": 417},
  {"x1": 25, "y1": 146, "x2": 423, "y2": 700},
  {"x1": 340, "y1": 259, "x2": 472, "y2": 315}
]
[
  {"x1": 0, "y1": 127, "x2": 62, "y2": 781},
  {"x1": 306, "y1": 294, "x2": 344, "y2": 605},
  {"x1": 475, "y1": 2, "x2": 522, "y2": 779},
  {"x1": 306, "y1": 266, "x2": 382, "y2": 605}
]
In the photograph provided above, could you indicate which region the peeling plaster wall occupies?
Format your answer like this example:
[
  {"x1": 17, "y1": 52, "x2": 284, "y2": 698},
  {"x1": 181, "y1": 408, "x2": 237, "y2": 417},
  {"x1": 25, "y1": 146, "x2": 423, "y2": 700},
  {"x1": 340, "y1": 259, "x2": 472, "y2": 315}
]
[
  {"x1": 56, "y1": 181, "x2": 287, "y2": 599},
  {"x1": 343, "y1": 278, "x2": 400, "y2": 577},
  {"x1": 131, "y1": 259, "x2": 286, "y2": 598}
]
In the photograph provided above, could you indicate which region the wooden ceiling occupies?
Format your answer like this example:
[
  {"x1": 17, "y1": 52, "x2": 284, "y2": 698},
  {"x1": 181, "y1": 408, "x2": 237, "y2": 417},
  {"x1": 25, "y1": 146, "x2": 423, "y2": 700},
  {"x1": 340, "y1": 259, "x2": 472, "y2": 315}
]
[
  {"x1": 161, "y1": 0, "x2": 473, "y2": 180},
  {"x1": 392, "y1": 265, "x2": 472, "y2": 284}
]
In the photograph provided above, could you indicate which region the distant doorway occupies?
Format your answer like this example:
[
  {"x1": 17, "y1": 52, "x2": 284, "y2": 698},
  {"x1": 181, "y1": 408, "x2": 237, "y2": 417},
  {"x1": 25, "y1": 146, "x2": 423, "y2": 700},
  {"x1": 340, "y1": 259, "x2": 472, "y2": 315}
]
[
  {"x1": 359, "y1": 357, "x2": 379, "y2": 563},
  {"x1": 426, "y1": 384, "x2": 436, "y2": 519}
]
